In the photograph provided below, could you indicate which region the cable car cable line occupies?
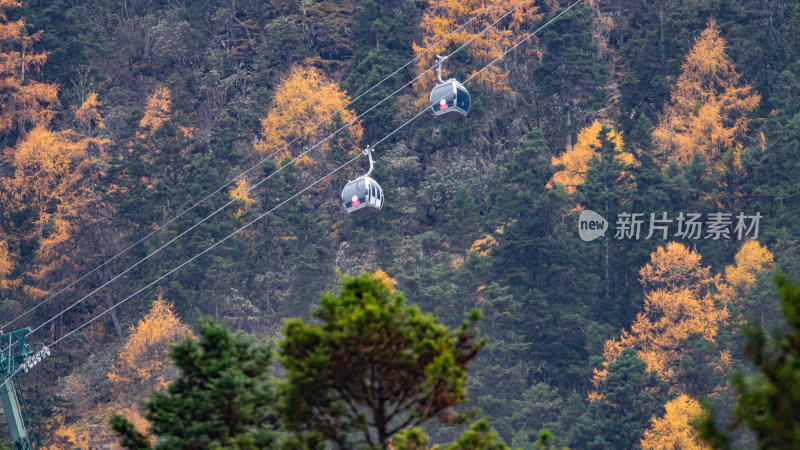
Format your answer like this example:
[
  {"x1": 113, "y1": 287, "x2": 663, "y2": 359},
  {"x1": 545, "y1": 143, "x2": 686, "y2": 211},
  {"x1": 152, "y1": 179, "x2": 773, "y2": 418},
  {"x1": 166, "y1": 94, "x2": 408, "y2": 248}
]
[
  {"x1": 0, "y1": 0, "x2": 515, "y2": 332},
  {"x1": 0, "y1": 103, "x2": 424, "y2": 390},
  {"x1": 43, "y1": 102, "x2": 433, "y2": 362},
  {"x1": 2, "y1": 0, "x2": 540, "y2": 346},
  {"x1": 0, "y1": 0, "x2": 584, "y2": 390}
]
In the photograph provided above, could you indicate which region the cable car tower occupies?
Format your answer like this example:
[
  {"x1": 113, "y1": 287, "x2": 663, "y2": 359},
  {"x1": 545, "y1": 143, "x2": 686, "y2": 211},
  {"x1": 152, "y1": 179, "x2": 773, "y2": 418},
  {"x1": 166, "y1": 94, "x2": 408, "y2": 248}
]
[{"x1": 1, "y1": 328, "x2": 47, "y2": 450}]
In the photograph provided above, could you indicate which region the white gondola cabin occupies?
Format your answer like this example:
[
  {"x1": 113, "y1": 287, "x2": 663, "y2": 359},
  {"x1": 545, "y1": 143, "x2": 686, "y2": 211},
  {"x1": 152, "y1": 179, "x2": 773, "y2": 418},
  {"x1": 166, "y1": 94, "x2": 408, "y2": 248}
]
[
  {"x1": 342, "y1": 146, "x2": 383, "y2": 218},
  {"x1": 429, "y1": 55, "x2": 470, "y2": 121}
]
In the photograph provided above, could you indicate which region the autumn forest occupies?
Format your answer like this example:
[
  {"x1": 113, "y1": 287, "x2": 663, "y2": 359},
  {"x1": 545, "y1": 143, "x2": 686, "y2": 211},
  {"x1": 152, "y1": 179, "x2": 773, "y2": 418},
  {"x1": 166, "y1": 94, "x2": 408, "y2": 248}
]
[{"x1": 1, "y1": 0, "x2": 800, "y2": 448}]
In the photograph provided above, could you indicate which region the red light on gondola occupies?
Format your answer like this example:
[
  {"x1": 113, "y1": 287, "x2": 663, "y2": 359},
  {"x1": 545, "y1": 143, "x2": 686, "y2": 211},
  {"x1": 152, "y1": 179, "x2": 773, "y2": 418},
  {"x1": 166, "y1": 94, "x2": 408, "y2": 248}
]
[
  {"x1": 439, "y1": 98, "x2": 448, "y2": 110},
  {"x1": 351, "y1": 195, "x2": 360, "y2": 206}
]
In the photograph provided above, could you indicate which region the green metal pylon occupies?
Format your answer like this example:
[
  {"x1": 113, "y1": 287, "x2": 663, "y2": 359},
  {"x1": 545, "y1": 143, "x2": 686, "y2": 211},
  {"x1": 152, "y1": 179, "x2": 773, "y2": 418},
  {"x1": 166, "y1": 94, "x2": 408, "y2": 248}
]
[
  {"x1": 1, "y1": 328, "x2": 34, "y2": 450},
  {"x1": 1, "y1": 377, "x2": 31, "y2": 449}
]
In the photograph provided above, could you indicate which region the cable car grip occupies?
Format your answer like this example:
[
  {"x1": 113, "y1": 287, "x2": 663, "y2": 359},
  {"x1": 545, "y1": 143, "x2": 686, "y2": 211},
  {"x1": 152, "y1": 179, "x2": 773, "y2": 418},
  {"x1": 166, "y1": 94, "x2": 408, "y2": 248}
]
[
  {"x1": 435, "y1": 55, "x2": 448, "y2": 83},
  {"x1": 361, "y1": 145, "x2": 374, "y2": 177}
]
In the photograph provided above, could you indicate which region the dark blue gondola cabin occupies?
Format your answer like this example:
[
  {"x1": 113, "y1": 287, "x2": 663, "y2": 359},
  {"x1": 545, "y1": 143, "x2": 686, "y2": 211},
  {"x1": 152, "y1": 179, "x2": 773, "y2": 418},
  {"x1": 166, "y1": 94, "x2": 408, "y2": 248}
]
[
  {"x1": 429, "y1": 80, "x2": 470, "y2": 121},
  {"x1": 342, "y1": 175, "x2": 383, "y2": 218}
]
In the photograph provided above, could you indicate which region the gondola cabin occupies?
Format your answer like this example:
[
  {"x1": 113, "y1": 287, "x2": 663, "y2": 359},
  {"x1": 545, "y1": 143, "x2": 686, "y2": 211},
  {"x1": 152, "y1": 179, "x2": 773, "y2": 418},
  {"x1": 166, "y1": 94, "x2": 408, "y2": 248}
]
[
  {"x1": 342, "y1": 175, "x2": 383, "y2": 218},
  {"x1": 429, "y1": 79, "x2": 470, "y2": 121}
]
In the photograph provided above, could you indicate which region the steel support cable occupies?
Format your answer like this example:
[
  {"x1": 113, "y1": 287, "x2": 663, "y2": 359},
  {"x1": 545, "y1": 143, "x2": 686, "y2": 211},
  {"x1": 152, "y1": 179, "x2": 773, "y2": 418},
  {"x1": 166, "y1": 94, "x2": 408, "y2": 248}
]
[
  {"x1": 4, "y1": 0, "x2": 538, "y2": 345},
  {"x1": 1, "y1": 0, "x2": 511, "y2": 331},
  {"x1": 0, "y1": 0, "x2": 584, "y2": 390}
]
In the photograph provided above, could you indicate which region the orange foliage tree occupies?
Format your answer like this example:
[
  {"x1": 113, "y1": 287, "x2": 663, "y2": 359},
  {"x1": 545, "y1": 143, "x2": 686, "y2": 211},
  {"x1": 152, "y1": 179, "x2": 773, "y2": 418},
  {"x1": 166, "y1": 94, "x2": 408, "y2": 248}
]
[
  {"x1": 653, "y1": 19, "x2": 760, "y2": 165},
  {"x1": 0, "y1": 0, "x2": 58, "y2": 136},
  {"x1": 0, "y1": 0, "x2": 111, "y2": 309},
  {"x1": 230, "y1": 177, "x2": 256, "y2": 218},
  {"x1": 0, "y1": 239, "x2": 19, "y2": 290},
  {"x1": 412, "y1": 0, "x2": 545, "y2": 93},
  {"x1": 107, "y1": 294, "x2": 194, "y2": 389},
  {"x1": 0, "y1": 0, "x2": 116, "y2": 344},
  {"x1": 255, "y1": 65, "x2": 362, "y2": 166},
  {"x1": 137, "y1": 85, "x2": 171, "y2": 139},
  {"x1": 717, "y1": 240, "x2": 774, "y2": 329},
  {"x1": 717, "y1": 240, "x2": 773, "y2": 302},
  {"x1": 469, "y1": 233, "x2": 498, "y2": 257},
  {"x1": 548, "y1": 120, "x2": 632, "y2": 193},
  {"x1": 592, "y1": 243, "x2": 726, "y2": 387},
  {"x1": 640, "y1": 394, "x2": 709, "y2": 450},
  {"x1": 73, "y1": 92, "x2": 106, "y2": 133},
  {"x1": 130, "y1": 85, "x2": 187, "y2": 191},
  {"x1": 3, "y1": 122, "x2": 110, "y2": 298},
  {"x1": 6, "y1": 126, "x2": 108, "y2": 214},
  {"x1": 593, "y1": 241, "x2": 776, "y2": 397},
  {"x1": 53, "y1": 415, "x2": 92, "y2": 450},
  {"x1": 371, "y1": 268, "x2": 398, "y2": 293},
  {"x1": 51, "y1": 296, "x2": 191, "y2": 449}
]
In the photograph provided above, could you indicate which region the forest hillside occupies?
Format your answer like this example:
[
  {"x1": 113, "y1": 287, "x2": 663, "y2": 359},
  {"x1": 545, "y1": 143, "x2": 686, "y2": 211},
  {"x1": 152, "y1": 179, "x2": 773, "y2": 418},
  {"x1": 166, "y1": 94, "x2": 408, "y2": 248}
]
[{"x1": 0, "y1": 0, "x2": 799, "y2": 448}]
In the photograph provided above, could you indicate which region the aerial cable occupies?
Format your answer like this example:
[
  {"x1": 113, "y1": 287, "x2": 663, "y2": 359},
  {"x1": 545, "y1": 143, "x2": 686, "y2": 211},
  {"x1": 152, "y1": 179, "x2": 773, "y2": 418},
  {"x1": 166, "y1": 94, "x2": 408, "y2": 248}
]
[
  {"x1": 0, "y1": 0, "x2": 585, "y2": 392},
  {"x1": 43, "y1": 104, "x2": 432, "y2": 358},
  {"x1": 0, "y1": 0, "x2": 514, "y2": 332},
  {"x1": 1, "y1": 0, "x2": 585, "y2": 390},
  {"x1": 0, "y1": 157, "x2": 369, "y2": 389},
  {"x1": 3, "y1": 0, "x2": 539, "y2": 343},
  {"x1": 464, "y1": 0, "x2": 585, "y2": 86}
]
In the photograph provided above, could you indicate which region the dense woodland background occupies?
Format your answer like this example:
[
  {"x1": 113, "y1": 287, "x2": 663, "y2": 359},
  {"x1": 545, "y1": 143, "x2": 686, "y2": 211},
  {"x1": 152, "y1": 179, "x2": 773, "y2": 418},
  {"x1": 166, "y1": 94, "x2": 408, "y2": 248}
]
[{"x1": 0, "y1": 0, "x2": 799, "y2": 447}]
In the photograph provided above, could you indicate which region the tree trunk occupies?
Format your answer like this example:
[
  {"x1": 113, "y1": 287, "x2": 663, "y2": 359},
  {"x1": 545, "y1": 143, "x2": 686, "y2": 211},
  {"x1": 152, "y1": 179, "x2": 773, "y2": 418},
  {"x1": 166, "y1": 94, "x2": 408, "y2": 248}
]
[{"x1": 106, "y1": 295, "x2": 124, "y2": 339}]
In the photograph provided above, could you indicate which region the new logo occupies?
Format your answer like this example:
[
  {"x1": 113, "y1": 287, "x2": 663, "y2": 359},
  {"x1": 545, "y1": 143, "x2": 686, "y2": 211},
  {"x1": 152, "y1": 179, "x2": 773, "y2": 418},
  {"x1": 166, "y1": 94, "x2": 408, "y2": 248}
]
[{"x1": 578, "y1": 210, "x2": 608, "y2": 241}]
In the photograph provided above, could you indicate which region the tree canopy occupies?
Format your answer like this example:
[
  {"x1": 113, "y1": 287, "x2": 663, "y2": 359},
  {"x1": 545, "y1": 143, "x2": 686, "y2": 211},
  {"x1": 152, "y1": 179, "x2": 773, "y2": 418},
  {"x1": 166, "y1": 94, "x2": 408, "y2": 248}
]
[{"x1": 279, "y1": 272, "x2": 485, "y2": 448}]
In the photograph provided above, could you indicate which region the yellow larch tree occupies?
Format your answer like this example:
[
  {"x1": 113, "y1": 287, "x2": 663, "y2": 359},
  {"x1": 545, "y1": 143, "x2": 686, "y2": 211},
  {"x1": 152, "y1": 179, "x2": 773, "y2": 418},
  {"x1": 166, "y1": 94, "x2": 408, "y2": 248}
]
[
  {"x1": 4, "y1": 124, "x2": 110, "y2": 298},
  {"x1": 640, "y1": 394, "x2": 709, "y2": 450},
  {"x1": 6, "y1": 125, "x2": 109, "y2": 213},
  {"x1": 592, "y1": 243, "x2": 726, "y2": 387},
  {"x1": 132, "y1": 85, "x2": 184, "y2": 192},
  {"x1": 717, "y1": 240, "x2": 774, "y2": 328},
  {"x1": 255, "y1": 65, "x2": 362, "y2": 166},
  {"x1": 137, "y1": 85, "x2": 172, "y2": 139},
  {"x1": 5, "y1": 95, "x2": 109, "y2": 213},
  {"x1": 52, "y1": 296, "x2": 189, "y2": 449},
  {"x1": 230, "y1": 177, "x2": 256, "y2": 218},
  {"x1": 469, "y1": 233, "x2": 498, "y2": 257},
  {"x1": 0, "y1": 239, "x2": 19, "y2": 290},
  {"x1": 72, "y1": 93, "x2": 109, "y2": 200},
  {"x1": 105, "y1": 296, "x2": 190, "y2": 446},
  {"x1": 548, "y1": 120, "x2": 632, "y2": 193},
  {"x1": 653, "y1": 19, "x2": 760, "y2": 165},
  {"x1": 53, "y1": 416, "x2": 91, "y2": 450},
  {"x1": 372, "y1": 269, "x2": 398, "y2": 293},
  {"x1": 718, "y1": 240, "x2": 773, "y2": 302},
  {"x1": 6, "y1": 126, "x2": 85, "y2": 211},
  {"x1": 73, "y1": 92, "x2": 106, "y2": 133},
  {"x1": 24, "y1": 216, "x2": 73, "y2": 299},
  {"x1": 0, "y1": 0, "x2": 58, "y2": 136},
  {"x1": 638, "y1": 241, "x2": 717, "y2": 292},
  {"x1": 0, "y1": 0, "x2": 109, "y2": 306},
  {"x1": 113, "y1": 404, "x2": 153, "y2": 445},
  {"x1": 108, "y1": 294, "x2": 193, "y2": 389},
  {"x1": 412, "y1": 0, "x2": 545, "y2": 93}
]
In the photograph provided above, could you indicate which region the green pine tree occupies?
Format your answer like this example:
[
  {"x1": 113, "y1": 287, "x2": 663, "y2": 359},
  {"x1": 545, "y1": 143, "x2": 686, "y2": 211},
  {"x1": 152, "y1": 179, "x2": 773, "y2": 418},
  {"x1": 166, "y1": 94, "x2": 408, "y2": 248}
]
[
  {"x1": 110, "y1": 318, "x2": 279, "y2": 449},
  {"x1": 568, "y1": 348, "x2": 667, "y2": 449},
  {"x1": 445, "y1": 185, "x2": 482, "y2": 250},
  {"x1": 277, "y1": 272, "x2": 485, "y2": 448},
  {"x1": 579, "y1": 125, "x2": 638, "y2": 325},
  {"x1": 698, "y1": 274, "x2": 800, "y2": 449}
]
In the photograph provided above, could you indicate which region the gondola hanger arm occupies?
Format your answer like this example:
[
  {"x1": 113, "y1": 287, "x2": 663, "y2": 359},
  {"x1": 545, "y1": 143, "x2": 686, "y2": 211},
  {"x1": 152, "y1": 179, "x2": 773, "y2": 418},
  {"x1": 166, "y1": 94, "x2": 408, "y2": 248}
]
[
  {"x1": 362, "y1": 145, "x2": 374, "y2": 177},
  {"x1": 435, "y1": 55, "x2": 448, "y2": 83}
]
